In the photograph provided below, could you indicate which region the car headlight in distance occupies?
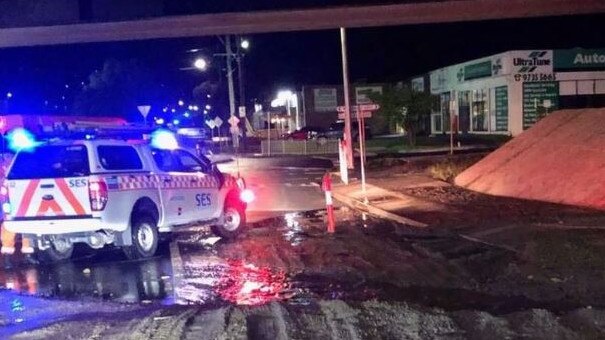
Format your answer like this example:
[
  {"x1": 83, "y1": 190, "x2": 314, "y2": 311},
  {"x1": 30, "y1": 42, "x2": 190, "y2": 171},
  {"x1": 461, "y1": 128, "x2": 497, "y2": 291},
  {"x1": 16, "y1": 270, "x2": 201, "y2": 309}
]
[{"x1": 240, "y1": 189, "x2": 255, "y2": 203}]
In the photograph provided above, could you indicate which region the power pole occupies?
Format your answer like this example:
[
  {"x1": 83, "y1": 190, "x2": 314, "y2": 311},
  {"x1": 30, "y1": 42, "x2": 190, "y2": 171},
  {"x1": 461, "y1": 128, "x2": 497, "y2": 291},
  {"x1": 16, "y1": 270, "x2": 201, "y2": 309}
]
[
  {"x1": 340, "y1": 28, "x2": 354, "y2": 169},
  {"x1": 237, "y1": 38, "x2": 247, "y2": 151},
  {"x1": 226, "y1": 35, "x2": 236, "y2": 118}
]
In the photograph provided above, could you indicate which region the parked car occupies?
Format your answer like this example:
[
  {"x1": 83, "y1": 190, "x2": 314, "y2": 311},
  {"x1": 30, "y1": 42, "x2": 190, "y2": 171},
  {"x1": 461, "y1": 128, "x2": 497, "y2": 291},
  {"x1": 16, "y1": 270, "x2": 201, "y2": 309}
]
[
  {"x1": 282, "y1": 126, "x2": 325, "y2": 140},
  {"x1": 318, "y1": 121, "x2": 372, "y2": 141}
]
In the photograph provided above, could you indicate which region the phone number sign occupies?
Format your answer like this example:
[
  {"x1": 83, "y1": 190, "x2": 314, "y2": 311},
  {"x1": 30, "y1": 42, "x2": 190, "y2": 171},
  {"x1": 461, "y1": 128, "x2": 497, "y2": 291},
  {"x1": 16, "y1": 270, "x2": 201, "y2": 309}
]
[{"x1": 514, "y1": 73, "x2": 556, "y2": 82}]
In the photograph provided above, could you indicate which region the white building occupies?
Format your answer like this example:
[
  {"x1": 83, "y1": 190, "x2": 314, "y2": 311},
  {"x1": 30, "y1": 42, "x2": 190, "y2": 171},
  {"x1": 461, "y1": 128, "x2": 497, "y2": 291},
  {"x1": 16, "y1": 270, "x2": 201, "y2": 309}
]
[{"x1": 424, "y1": 48, "x2": 605, "y2": 136}]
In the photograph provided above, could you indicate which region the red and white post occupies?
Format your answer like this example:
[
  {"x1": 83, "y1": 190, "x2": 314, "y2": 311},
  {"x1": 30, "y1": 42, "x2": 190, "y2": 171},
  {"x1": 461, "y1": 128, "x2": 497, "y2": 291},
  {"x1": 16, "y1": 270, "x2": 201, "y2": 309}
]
[{"x1": 322, "y1": 172, "x2": 336, "y2": 233}]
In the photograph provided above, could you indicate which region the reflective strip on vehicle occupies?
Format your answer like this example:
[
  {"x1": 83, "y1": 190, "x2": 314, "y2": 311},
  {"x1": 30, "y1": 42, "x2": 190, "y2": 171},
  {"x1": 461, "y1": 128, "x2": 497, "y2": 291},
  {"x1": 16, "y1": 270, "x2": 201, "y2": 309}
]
[
  {"x1": 224, "y1": 176, "x2": 238, "y2": 188},
  {"x1": 104, "y1": 174, "x2": 221, "y2": 191},
  {"x1": 15, "y1": 180, "x2": 40, "y2": 217},
  {"x1": 162, "y1": 175, "x2": 218, "y2": 189},
  {"x1": 115, "y1": 175, "x2": 160, "y2": 191},
  {"x1": 55, "y1": 178, "x2": 86, "y2": 215}
]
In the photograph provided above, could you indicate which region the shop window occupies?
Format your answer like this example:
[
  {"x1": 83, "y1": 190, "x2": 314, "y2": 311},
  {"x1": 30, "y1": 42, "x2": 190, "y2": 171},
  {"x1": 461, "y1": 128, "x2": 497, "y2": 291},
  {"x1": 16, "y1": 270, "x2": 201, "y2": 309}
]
[
  {"x1": 440, "y1": 92, "x2": 451, "y2": 132},
  {"x1": 458, "y1": 91, "x2": 470, "y2": 133},
  {"x1": 471, "y1": 89, "x2": 488, "y2": 132},
  {"x1": 431, "y1": 113, "x2": 443, "y2": 133}
]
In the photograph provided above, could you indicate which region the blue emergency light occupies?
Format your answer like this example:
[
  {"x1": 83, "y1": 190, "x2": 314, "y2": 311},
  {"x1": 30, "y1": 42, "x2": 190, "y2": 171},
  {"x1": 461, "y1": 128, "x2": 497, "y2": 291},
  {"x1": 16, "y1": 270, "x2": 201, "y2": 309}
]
[
  {"x1": 6, "y1": 128, "x2": 38, "y2": 152},
  {"x1": 150, "y1": 129, "x2": 179, "y2": 150}
]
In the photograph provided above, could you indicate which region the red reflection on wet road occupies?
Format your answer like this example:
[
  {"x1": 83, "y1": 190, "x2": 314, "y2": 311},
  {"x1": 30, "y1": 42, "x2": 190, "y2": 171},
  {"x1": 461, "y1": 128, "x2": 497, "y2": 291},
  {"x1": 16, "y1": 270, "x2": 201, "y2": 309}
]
[{"x1": 214, "y1": 259, "x2": 287, "y2": 305}]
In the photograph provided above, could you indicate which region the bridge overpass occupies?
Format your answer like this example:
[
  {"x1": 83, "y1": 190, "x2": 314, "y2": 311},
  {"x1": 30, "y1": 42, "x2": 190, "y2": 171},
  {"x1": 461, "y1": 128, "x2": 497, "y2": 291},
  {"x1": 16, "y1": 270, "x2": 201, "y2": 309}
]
[{"x1": 0, "y1": 0, "x2": 602, "y2": 48}]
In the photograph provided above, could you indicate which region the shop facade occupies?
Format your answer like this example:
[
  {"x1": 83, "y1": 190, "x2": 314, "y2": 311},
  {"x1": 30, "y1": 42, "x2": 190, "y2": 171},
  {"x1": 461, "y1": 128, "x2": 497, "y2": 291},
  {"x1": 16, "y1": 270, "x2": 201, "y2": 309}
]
[{"x1": 427, "y1": 48, "x2": 605, "y2": 136}]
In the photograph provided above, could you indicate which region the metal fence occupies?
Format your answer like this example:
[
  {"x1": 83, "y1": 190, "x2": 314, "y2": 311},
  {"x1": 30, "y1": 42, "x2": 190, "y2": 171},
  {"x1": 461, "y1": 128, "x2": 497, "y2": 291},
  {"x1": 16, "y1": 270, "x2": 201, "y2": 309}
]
[{"x1": 261, "y1": 139, "x2": 339, "y2": 155}]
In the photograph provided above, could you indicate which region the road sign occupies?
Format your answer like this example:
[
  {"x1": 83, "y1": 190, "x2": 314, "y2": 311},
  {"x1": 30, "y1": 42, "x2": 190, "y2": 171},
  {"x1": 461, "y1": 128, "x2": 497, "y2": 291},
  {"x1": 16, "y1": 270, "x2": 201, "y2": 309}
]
[
  {"x1": 228, "y1": 115, "x2": 240, "y2": 127},
  {"x1": 238, "y1": 106, "x2": 246, "y2": 118},
  {"x1": 137, "y1": 105, "x2": 151, "y2": 118},
  {"x1": 205, "y1": 119, "x2": 216, "y2": 129},
  {"x1": 336, "y1": 104, "x2": 379, "y2": 113},
  {"x1": 359, "y1": 104, "x2": 380, "y2": 111},
  {"x1": 338, "y1": 111, "x2": 372, "y2": 119},
  {"x1": 213, "y1": 116, "x2": 223, "y2": 128}
]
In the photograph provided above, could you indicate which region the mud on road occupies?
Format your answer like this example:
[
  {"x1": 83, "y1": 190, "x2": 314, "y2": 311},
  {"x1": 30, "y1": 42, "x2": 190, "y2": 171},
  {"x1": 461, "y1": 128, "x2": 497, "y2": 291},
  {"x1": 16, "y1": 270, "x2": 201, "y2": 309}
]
[{"x1": 2, "y1": 208, "x2": 605, "y2": 338}]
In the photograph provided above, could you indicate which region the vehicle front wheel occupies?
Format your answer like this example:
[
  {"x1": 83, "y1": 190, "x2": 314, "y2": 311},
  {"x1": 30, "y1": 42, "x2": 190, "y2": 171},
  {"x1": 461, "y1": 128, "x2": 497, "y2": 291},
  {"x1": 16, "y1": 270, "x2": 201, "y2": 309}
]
[
  {"x1": 38, "y1": 238, "x2": 74, "y2": 263},
  {"x1": 212, "y1": 200, "x2": 246, "y2": 239},
  {"x1": 123, "y1": 215, "x2": 159, "y2": 260}
]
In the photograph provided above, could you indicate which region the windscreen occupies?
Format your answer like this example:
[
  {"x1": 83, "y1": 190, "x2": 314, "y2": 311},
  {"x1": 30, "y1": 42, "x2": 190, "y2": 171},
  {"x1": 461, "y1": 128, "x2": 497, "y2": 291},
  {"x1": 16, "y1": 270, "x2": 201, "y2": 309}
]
[{"x1": 7, "y1": 145, "x2": 90, "y2": 180}]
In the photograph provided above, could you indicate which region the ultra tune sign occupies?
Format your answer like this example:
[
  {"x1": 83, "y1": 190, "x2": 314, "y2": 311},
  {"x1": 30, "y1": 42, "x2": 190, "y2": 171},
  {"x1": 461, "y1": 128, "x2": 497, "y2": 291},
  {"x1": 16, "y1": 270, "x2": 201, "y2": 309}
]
[{"x1": 512, "y1": 50, "x2": 555, "y2": 82}]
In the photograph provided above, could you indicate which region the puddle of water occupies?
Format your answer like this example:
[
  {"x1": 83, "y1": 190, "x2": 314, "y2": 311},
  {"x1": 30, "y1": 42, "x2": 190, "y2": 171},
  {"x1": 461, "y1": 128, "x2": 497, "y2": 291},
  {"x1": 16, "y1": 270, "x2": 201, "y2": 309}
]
[
  {"x1": 0, "y1": 254, "x2": 175, "y2": 305},
  {"x1": 175, "y1": 256, "x2": 290, "y2": 306}
]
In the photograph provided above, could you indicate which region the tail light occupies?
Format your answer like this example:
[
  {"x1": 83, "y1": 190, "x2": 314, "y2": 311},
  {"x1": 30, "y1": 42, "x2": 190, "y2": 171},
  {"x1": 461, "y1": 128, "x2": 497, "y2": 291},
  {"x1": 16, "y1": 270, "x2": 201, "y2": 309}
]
[
  {"x1": 89, "y1": 180, "x2": 108, "y2": 211},
  {"x1": 0, "y1": 182, "x2": 10, "y2": 215}
]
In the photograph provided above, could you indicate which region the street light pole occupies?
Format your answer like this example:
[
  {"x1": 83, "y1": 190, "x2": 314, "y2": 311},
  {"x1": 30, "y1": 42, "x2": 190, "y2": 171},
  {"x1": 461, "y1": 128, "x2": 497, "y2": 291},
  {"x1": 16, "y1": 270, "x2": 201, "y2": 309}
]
[{"x1": 340, "y1": 28, "x2": 354, "y2": 169}]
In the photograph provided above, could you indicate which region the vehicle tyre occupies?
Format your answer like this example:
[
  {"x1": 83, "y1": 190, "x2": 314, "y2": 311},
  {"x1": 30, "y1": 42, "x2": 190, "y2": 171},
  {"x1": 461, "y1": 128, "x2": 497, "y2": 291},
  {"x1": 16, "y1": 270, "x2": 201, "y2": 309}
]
[
  {"x1": 38, "y1": 239, "x2": 74, "y2": 263},
  {"x1": 123, "y1": 215, "x2": 159, "y2": 260},
  {"x1": 212, "y1": 199, "x2": 246, "y2": 239}
]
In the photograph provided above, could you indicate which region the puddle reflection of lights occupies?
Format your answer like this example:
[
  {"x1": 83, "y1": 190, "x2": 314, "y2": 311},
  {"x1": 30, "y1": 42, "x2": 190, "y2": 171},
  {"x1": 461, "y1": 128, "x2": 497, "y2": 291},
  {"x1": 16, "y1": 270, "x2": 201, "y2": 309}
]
[
  {"x1": 0, "y1": 258, "x2": 173, "y2": 305},
  {"x1": 285, "y1": 212, "x2": 297, "y2": 227},
  {"x1": 283, "y1": 213, "x2": 304, "y2": 246},
  {"x1": 217, "y1": 259, "x2": 287, "y2": 305},
  {"x1": 178, "y1": 256, "x2": 287, "y2": 306}
]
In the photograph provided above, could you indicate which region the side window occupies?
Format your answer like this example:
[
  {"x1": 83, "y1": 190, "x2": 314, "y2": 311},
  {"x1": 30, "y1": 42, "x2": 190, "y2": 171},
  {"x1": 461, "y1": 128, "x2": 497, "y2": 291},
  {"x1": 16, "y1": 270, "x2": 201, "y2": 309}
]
[
  {"x1": 97, "y1": 146, "x2": 143, "y2": 171},
  {"x1": 151, "y1": 149, "x2": 177, "y2": 172},
  {"x1": 174, "y1": 150, "x2": 208, "y2": 173}
]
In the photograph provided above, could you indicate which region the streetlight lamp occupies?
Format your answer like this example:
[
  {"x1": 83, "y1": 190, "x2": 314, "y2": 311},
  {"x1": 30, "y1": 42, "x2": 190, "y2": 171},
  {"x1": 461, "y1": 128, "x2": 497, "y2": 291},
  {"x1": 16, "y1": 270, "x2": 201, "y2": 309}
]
[
  {"x1": 194, "y1": 58, "x2": 208, "y2": 71},
  {"x1": 273, "y1": 90, "x2": 300, "y2": 131},
  {"x1": 240, "y1": 39, "x2": 250, "y2": 50}
]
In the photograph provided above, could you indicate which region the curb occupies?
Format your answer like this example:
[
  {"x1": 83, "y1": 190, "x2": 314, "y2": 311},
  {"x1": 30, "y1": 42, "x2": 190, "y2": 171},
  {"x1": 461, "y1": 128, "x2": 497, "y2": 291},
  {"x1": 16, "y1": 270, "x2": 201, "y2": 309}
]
[{"x1": 331, "y1": 190, "x2": 428, "y2": 228}]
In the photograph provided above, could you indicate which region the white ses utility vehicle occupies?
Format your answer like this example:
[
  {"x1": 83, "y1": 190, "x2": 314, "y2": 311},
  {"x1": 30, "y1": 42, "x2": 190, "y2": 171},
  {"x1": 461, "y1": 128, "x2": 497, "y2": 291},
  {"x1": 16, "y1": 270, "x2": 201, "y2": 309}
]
[{"x1": 1, "y1": 130, "x2": 253, "y2": 262}]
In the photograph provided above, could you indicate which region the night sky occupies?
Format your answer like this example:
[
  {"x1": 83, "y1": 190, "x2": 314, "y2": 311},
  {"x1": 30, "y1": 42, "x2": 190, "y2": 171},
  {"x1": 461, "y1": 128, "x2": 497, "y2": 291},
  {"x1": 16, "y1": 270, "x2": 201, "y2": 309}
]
[{"x1": 0, "y1": 13, "x2": 603, "y2": 118}]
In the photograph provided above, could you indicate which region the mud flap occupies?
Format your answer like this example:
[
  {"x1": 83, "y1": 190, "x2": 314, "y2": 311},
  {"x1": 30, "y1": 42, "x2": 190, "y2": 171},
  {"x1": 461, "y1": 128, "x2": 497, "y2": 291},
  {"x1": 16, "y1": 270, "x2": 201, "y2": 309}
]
[{"x1": 115, "y1": 225, "x2": 133, "y2": 246}]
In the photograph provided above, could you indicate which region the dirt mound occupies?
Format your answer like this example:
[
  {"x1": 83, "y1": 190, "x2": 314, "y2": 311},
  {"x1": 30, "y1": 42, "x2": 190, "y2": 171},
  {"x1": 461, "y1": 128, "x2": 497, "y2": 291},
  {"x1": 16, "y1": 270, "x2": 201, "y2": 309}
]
[{"x1": 455, "y1": 109, "x2": 605, "y2": 210}]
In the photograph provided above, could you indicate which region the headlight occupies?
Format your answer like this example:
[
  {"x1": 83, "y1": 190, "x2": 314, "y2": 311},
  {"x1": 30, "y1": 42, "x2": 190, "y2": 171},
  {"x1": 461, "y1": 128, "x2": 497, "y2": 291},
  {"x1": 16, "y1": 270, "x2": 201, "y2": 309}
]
[{"x1": 240, "y1": 189, "x2": 255, "y2": 203}]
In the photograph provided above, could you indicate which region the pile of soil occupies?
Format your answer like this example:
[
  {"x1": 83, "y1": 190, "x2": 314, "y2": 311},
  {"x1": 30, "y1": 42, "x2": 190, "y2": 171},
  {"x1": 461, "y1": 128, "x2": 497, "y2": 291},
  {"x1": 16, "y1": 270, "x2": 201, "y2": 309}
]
[{"x1": 456, "y1": 109, "x2": 605, "y2": 210}]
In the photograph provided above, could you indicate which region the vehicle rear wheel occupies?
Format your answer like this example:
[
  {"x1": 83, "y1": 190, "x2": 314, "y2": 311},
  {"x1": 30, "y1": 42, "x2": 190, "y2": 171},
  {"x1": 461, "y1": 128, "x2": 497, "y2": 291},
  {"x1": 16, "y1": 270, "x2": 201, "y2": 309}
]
[
  {"x1": 123, "y1": 215, "x2": 159, "y2": 260},
  {"x1": 212, "y1": 200, "x2": 246, "y2": 239},
  {"x1": 38, "y1": 238, "x2": 74, "y2": 263}
]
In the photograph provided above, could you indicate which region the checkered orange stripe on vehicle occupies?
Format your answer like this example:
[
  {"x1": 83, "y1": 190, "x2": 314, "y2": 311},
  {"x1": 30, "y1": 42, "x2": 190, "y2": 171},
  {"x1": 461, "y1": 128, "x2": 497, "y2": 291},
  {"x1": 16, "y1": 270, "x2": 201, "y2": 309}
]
[{"x1": 113, "y1": 174, "x2": 218, "y2": 191}]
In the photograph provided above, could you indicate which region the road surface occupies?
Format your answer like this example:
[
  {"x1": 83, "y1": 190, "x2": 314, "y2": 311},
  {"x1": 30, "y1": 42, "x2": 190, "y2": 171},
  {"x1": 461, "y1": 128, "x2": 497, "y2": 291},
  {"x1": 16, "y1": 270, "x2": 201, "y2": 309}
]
[{"x1": 218, "y1": 158, "x2": 330, "y2": 222}]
